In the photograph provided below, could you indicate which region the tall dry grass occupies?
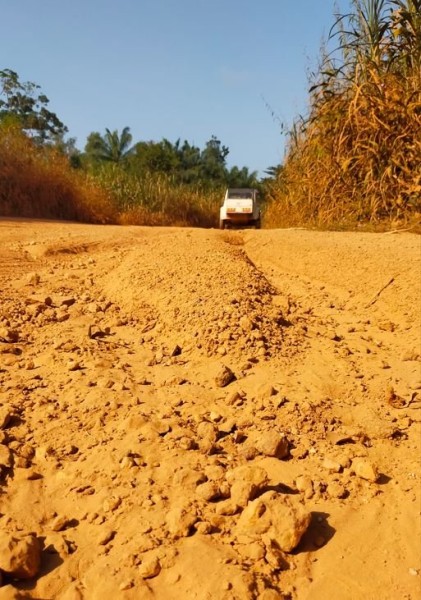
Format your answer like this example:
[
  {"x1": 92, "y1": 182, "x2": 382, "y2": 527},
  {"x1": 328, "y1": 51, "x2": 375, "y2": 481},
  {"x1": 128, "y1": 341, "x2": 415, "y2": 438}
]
[
  {"x1": 93, "y1": 164, "x2": 222, "y2": 227},
  {"x1": 0, "y1": 122, "x2": 115, "y2": 223},
  {"x1": 0, "y1": 123, "x2": 223, "y2": 227},
  {"x1": 265, "y1": 0, "x2": 421, "y2": 229}
]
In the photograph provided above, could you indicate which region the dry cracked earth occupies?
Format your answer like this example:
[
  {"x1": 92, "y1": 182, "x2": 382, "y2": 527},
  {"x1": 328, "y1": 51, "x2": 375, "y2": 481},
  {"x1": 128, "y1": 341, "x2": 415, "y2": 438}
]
[{"x1": 0, "y1": 218, "x2": 420, "y2": 600}]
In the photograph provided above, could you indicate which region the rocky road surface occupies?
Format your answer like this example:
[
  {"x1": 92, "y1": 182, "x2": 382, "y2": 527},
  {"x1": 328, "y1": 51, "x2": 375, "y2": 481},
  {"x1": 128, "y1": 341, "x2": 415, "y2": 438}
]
[{"x1": 0, "y1": 219, "x2": 420, "y2": 599}]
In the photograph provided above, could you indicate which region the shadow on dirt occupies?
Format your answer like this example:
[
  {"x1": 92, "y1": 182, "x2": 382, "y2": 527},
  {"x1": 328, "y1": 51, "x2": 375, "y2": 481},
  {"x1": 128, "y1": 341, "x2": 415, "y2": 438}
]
[
  {"x1": 4, "y1": 539, "x2": 65, "y2": 597},
  {"x1": 295, "y1": 511, "x2": 336, "y2": 553}
]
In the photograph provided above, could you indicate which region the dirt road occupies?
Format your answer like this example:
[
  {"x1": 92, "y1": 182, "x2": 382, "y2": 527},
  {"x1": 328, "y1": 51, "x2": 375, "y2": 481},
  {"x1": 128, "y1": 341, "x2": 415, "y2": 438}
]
[{"x1": 0, "y1": 219, "x2": 420, "y2": 599}]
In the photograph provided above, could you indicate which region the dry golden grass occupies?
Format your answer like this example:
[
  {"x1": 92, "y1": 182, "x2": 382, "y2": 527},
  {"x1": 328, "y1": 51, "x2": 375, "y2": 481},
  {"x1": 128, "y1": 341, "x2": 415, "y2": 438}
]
[
  {"x1": 0, "y1": 124, "x2": 222, "y2": 228},
  {"x1": 0, "y1": 123, "x2": 116, "y2": 223},
  {"x1": 265, "y1": 0, "x2": 421, "y2": 231},
  {"x1": 265, "y1": 72, "x2": 421, "y2": 229}
]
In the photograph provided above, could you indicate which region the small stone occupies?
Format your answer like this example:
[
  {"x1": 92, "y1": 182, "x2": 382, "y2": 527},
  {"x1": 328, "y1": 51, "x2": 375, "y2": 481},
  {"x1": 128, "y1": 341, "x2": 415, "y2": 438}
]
[
  {"x1": 103, "y1": 497, "x2": 122, "y2": 512},
  {"x1": 170, "y1": 345, "x2": 182, "y2": 357},
  {"x1": 226, "y1": 465, "x2": 268, "y2": 507},
  {"x1": 209, "y1": 411, "x2": 222, "y2": 423},
  {"x1": 51, "y1": 516, "x2": 69, "y2": 532},
  {"x1": 0, "y1": 445, "x2": 12, "y2": 468},
  {"x1": 236, "y1": 541, "x2": 265, "y2": 562},
  {"x1": 0, "y1": 533, "x2": 41, "y2": 579},
  {"x1": 255, "y1": 431, "x2": 289, "y2": 459},
  {"x1": 352, "y1": 458, "x2": 379, "y2": 482},
  {"x1": 215, "y1": 500, "x2": 239, "y2": 516},
  {"x1": 295, "y1": 475, "x2": 314, "y2": 499},
  {"x1": 215, "y1": 365, "x2": 236, "y2": 388},
  {"x1": 257, "y1": 384, "x2": 277, "y2": 399},
  {"x1": 264, "y1": 544, "x2": 288, "y2": 570},
  {"x1": 166, "y1": 506, "x2": 197, "y2": 538},
  {"x1": 139, "y1": 556, "x2": 161, "y2": 579},
  {"x1": 68, "y1": 360, "x2": 82, "y2": 372},
  {"x1": 409, "y1": 568, "x2": 419, "y2": 576},
  {"x1": 0, "y1": 328, "x2": 19, "y2": 343},
  {"x1": 322, "y1": 457, "x2": 342, "y2": 473},
  {"x1": 196, "y1": 481, "x2": 221, "y2": 502},
  {"x1": 194, "y1": 521, "x2": 212, "y2": 534},
  {"x1": 98, "y1": 530, "x2": 116, "y2": 546},
  {"x1": 119, "y1": 580, "x2": 134, "y2": 591},
  {"x1": 327, "y1": 482, "x2": 347, "y2": 499},
  {"x1": 0, "y1": 407, "x2": 13, "y2": 429},
  {"x1": 60, "y1": 297, "x2": 76, "y2": 307},
  {"x1": 239, "y1": 316, "x2": 254, "y2": 332},
  {"x1": 314, "y1": 535, "x2": 326, "y2": 547},
  {"x1": 226, "y1": 391, "x2": 244, "y2": 406}
]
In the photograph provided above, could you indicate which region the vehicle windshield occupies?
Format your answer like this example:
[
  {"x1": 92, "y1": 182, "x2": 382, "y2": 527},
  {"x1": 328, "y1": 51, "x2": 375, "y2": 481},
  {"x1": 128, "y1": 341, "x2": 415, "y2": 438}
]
[{"x1": 227, "y1": 191, "x2": 253, "y2": 199}]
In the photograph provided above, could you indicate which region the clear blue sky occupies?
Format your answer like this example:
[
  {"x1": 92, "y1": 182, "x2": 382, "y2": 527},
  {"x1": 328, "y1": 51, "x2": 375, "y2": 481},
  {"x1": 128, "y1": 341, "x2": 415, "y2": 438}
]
[{"x1": 1, "y1": 0, "x2": 350, "y2": 175}]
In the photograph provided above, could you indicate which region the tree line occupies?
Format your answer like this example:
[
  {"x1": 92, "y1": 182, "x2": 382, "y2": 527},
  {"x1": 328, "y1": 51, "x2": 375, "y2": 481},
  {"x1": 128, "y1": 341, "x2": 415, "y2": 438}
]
[{"x1": 0, "y1": 68, "x2": 261, "y2": 190}]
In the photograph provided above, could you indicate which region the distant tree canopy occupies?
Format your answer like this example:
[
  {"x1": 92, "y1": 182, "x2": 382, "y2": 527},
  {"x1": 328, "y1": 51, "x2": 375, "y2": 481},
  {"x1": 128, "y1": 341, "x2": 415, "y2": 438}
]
[
  {"x1": 83, "y1": 130, "x2": 259, "y2": 188},
  {"x1": 0, "y1": 68, "x2": 68, "y2": 143},
  {"x1": 0, "y1": 68, "x2": 262, "y2": 187}
]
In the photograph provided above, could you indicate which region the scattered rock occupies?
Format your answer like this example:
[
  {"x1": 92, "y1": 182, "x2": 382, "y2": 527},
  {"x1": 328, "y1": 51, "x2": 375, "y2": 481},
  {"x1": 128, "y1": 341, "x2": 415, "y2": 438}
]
[
  {"x1": 352, "y1": 458, "x2": 379, "y2": 482},
  {"x1": 0, "y1": 532, "x2": 41, "y2": 579},
  {"x1": 236, "y1": 491, "x2": 310, "y2": 552},
  {"x1": 295, "y1": 475, "x2": 314, "y2": 499},
  {"x1": 226, "y1": 465, "x2": 268, "y2": 507},
  {"x1": 322, "y1": 457, "x2": 342, "y2": 473},
  {"x1": 254, "y1": 431, "x2": 289, "y2": 459},
  {"x1": 98, "y1": 530, "x2": 116, "y2": 546},
  {"x1": 170, "y1": 344, "x2": 182, "y2": 357},
  {"x1": 215, "y1": 500, "x2": 240, "y2": 516},
  {"x1": 215, "y1": 365, "x2": 236, "y2": 388},
  {"x1": 239, "y1": 316, "x2": 254, "y2": 332},
  {"x1": 196, "y1": 481, "x2": 221, "y2": 502},
  {"x1": 0, "y1": 327, "x2": 19, "y2": 343},
  {"x1": 166, "y1": 505, "x2": 197, "y2": 538},
  {"x1": 0, "y1": 407, "x2": 13, "y2": 430},
  {"x1": 139, "y1": 556, "x2": 161, "y2": 579},
  {"x1": 51, "y1": 516, "x2": 70, "y2": 532},
  {"x1": 327, "y1": 482, "x2": 348, "y2": 499},
  {"x1": 0, "y1": 445, "x2": 13, "y2": 468}
]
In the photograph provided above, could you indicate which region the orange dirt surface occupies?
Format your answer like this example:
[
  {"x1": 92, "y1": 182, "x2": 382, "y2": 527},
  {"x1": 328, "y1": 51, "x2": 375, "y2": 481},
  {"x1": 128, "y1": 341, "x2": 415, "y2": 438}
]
[{"x1": 0, "y1": 218, "x2": 420, "y2": 600}]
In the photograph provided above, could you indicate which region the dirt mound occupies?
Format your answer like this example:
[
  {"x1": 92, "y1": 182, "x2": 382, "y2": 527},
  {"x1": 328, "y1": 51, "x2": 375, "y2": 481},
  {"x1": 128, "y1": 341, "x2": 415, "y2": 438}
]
[{"x1": 100, "y1": 230, "x2": 305, "y2": 362}]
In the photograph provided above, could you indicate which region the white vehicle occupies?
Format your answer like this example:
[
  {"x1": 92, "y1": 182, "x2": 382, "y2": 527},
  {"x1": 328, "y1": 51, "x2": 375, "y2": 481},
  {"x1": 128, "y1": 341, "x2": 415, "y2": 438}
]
[{"x1": 219, "y1": 188, "x2": 261, "y2": 230}]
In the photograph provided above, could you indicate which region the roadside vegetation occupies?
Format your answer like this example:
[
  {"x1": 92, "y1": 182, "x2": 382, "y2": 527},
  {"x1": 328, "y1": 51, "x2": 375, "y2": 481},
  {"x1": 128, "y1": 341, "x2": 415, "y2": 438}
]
[
  {"x1": 1, "y1": 0, "x2": 419, "y2": 230},
  {"x1": 0, "y1": 69, "x2": 257, "y2": 227},
  {"x1": 265, "y1": 0, "x2": 421, "y2": 229}
]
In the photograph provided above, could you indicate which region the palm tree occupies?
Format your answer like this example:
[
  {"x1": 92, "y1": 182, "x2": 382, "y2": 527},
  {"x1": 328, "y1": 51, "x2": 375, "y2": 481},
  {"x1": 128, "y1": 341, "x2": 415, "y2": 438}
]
[{"x1": 85, "y1": 126, "x2": 134, "y2": 164}]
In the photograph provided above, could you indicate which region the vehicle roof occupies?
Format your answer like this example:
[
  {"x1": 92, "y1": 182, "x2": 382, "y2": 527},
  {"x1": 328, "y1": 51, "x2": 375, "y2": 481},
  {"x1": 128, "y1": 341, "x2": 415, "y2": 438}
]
[{"x1": 226, "y1": 188, "x2": 257, "y2": 193}]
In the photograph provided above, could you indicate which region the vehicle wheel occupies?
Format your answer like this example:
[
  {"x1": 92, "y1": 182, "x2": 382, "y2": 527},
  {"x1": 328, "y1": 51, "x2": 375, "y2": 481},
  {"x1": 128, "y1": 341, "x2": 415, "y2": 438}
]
[
  {"x1": 255, "y1": 219, "x2": 261, "y2": 229},
  {"x1": 219, "y1": 219, "x2": 226, "y2": 230}
]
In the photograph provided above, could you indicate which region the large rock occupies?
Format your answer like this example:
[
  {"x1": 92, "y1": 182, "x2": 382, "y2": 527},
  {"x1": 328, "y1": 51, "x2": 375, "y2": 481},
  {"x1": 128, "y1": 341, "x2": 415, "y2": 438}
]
[
  {"x1": 0, "y1": 533, "x2": 41, "y2": 579},
  {"x1": 235, "y1": 491, "x2": 310, "y2": 552}
]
